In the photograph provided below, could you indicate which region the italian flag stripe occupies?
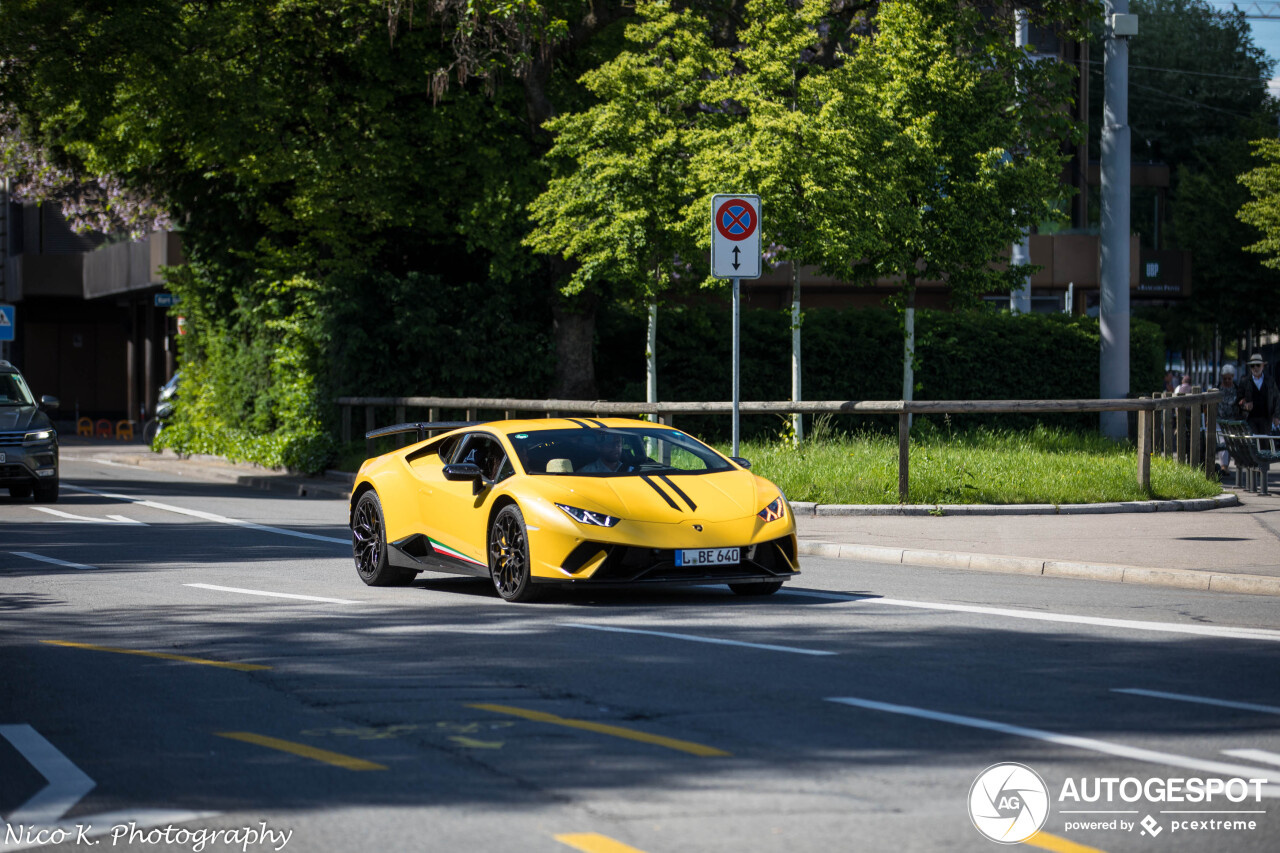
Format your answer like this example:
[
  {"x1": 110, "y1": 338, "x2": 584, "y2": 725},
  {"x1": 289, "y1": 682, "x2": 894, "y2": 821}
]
[{"x1": 429, "y1": 537, "x2": 486, "y2": 567}]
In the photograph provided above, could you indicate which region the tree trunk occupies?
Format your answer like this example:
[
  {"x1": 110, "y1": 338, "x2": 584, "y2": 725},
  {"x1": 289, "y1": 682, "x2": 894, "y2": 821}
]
[{"x1": 551, "y1": 294, "x2": 598, "y2": 400}]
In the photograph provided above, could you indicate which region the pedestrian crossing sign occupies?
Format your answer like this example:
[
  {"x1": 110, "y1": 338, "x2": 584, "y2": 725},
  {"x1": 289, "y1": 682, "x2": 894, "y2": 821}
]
[{"x1": 0, "y1": 304, "x2": 13, "y2": 342}]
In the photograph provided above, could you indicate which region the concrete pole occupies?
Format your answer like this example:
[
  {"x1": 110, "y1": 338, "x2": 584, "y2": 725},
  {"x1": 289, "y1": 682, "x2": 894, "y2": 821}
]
[
  {"x1": 1100, "y1": 2, "x2": 1134, "y2": 440},
  {"x1": 1010, "y1": 8, "x2": 1033, "y2": 314}
]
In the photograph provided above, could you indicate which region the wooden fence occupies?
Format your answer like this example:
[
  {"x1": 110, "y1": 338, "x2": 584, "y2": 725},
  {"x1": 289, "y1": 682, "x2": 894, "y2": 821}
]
[{"x1": 337, "y1": 391, "x2": 1223, "y2": 503}]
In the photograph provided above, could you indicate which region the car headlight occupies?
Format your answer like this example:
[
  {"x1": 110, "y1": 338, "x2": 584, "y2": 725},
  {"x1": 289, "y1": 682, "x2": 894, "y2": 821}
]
[
  {"x1": 757, "y1": 497, "x2": 786, "y2": 522},
  {"x1": 556, "y1": 503, "x2": 621, "y2": 527},
  {"x1": 24, "y1": 430, "x2": 54, "y2": 444}
]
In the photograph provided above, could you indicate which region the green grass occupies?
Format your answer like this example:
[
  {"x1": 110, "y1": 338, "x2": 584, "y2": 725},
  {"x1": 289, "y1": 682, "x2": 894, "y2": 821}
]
[{"x1": 717, "y1": 424, "x2": 1222, "y2": 506}]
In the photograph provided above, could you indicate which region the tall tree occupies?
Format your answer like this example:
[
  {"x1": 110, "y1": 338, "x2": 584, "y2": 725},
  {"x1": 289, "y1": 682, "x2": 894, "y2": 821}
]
[
  {"x1": 690, "y1": 0, "x2": 874, "y2": 439},
  {"x1": 525, "y1": 1, "x2": 723, "y2": 404},
  {"x1": 832, "y1": 0, "x2": 1082, "y2": 402}
]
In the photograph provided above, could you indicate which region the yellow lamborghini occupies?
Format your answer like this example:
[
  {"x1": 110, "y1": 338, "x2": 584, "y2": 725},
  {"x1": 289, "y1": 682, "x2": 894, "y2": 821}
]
[{"x1": 349, "y1": 417, "x2": 799, "y2": 602}]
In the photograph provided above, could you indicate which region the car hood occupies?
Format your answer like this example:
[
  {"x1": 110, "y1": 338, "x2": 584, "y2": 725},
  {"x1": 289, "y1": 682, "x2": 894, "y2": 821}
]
[
  {"x1": 545, "y1": 469, "x2": 774, "y2": 523},
  {"x1": 0, "y1": 405, "x2": 50, "y2": 433}
]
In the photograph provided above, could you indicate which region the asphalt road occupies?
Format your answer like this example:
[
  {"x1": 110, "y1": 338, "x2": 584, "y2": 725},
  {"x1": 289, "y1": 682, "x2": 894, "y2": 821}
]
[{"x1": 1, "y1": 457, "x2": 1278, "y2": 853}]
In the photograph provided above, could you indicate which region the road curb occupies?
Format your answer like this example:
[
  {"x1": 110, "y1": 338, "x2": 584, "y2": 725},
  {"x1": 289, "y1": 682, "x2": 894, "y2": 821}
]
[
  {"x1": 63, "y1": 450, "x2": 353, "y2": 498},
  {"x1": 798, "y1": 539, "x2": 1280, "y2": 597},
  {"x1": 791, "y1": 493, "x2": 1239, "y2": 516}
]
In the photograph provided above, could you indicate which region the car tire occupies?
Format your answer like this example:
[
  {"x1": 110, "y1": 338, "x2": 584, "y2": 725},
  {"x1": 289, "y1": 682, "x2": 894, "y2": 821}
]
[
  {"x1": 729, "y1": 580, "x2": 783, "y2": 596},
  {"x1": 488, "y1": 504, "x2": 541, "y2": 603},
  {"x1": 351, "y1": 490, "x2": 414, "y2": 587},
  {"x1": 8, "y1": 484, "x2": 32, "y2": 499},
  {"x1": 33, "y1": 477, "x2": 58, "y2": 503}
]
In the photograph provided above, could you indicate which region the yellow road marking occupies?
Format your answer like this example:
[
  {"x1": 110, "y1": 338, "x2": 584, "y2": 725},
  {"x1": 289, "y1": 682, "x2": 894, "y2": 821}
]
[
  {"x1": 42, "y1": 640, "x2": 270, "y2": 671},
  {"x1": 215, "y1": 732, "x2": 386, "y2": 770},
  {"x1": 1024, "y1": 830, "x2": 1111, "y2": 853},
  {"x1": 468, "y1": 703, "x2": 730, "y2": 757},
  {"x1": 554, "y1": 833, "x2": 650, "y2": 853}
]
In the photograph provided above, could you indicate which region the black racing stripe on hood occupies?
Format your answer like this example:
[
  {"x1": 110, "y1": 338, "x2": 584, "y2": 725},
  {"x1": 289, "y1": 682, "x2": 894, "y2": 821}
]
[
  {"x1": 640, "y1": 475, "x2": 681, "y2": 511},
  {"x1": 584, "y1": 419, "x2": 608, "y2": 428},
  {"x1": 565, "y1": 419, "x2": 591, "y2": 429},
  {"x1": 658, "y1": 474, "x2": 697, "y2": 512}
]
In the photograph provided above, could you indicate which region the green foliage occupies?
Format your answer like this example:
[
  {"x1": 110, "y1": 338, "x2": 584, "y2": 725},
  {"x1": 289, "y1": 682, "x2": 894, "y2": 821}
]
[{"x1": 525, "y1": 0, "x2": 721, "y2": 299}]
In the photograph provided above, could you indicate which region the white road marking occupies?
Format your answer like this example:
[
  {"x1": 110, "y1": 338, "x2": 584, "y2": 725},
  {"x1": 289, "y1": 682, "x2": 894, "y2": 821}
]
[
  {"x1": 563, "y1": 622, "x2": 836, "y2": 656},
  {"x1": 826, "y1": 696, "x2": 1280, "y2": 797},
  {"x1": 63, "y1": 484, "x2": 348, "y2": 544},
  {"x1": 1113, "y1": 688, "x2": 1280, "y2": 716},
  {"x1": 0, "y1": 725, "x2": 95, "y2": 825},
  {"x1": 26, "y1": 507, "x2": 146, "y2": 526},
  {"x1": 185, "y1": 583, "x2": 360, "y2": 604},
  {"x1": 9, "y1": 552, "x2": 96, "y2": 571},
  {"x1": 782, "y1": 589, "x2": 1280, "y2": 643},
  {"x1": 1223, "y1": 749, "x2": 1280, "y2": 768}
]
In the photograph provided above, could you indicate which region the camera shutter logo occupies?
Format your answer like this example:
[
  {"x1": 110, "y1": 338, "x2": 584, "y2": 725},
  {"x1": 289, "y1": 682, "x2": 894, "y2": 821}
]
[{"x1": 968, "y1": 762, "x2": 1050, "y2": 844}]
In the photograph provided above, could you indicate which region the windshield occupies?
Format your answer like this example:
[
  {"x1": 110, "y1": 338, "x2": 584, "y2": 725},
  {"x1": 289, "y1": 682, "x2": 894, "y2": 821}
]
[
  {"x1": 0, "y1": 373, "x2": 36, "y2": 406},
  {"x1": 508, "y1": 427, "x2": 734, "y2": 477}
]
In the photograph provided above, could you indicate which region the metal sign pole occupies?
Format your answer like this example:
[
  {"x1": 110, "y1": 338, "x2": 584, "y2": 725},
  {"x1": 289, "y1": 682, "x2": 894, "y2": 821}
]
[{"x1": 733, "y1": 276, "x2": 740, "y2": 456}]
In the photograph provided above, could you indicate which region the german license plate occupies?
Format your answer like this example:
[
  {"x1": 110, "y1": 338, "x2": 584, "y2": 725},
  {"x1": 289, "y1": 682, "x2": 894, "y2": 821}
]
[
  {"x1": 675, "y1": 547, "x2": 740, "y2": 567},
  {"x1": 0, "y1": 452, "x2": 5, "y2": 463}
]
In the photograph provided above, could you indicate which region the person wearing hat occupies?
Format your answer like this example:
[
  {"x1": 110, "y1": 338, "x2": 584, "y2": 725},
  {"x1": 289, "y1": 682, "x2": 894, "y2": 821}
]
[{"x1": 1239, "y1": 353, "x2": 1280, "y2": 435}]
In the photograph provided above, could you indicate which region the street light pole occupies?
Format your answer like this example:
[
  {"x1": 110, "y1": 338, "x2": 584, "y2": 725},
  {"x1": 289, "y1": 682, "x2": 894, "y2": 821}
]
[{"x1": 1100, "y1": 2, "x2": 1136, "y2": 440}]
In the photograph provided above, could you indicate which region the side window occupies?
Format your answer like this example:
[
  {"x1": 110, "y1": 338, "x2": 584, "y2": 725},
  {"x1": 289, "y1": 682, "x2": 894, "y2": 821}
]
[{"x1": 452, "y1": 434, "x2": 510, "y2": 482}]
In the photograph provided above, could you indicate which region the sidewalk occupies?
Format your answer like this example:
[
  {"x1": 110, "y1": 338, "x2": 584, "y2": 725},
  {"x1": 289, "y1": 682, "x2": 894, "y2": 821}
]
[{"x1": 57, "y1": 438, "x2": 1280, "y2": 597}]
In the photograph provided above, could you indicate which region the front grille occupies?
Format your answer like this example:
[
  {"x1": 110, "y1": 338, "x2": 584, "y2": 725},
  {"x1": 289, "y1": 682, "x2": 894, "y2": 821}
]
[
  {"x1": 569, "y1": 536, "x2": 798, "y2": 584},
  {"x1": 0, "y1": 464, "x2": 32, "y2": 480},
  {"x1": 0, "y1": 432, "x2": 25, "y2": 447}
]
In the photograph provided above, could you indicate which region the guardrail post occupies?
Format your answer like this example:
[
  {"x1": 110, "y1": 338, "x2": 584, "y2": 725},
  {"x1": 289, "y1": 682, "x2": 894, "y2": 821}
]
[
  {"x1": 1205, "y1": 395, "x2": 1218, "y2": 479},
  {"x1": 1177, "y1": 399, "x2": 1190, "y2": 464},
  {"x1": 365, "y1": 405, "x2": 375, "y2": 457},
  {"x1": 898, "y1": 411, "x2": 910, "y2": 503},
  {"x1": 342, "y1": 404, "x2": 351, "y2": 445},
  {"x1": 395, "y1": 405, "x2": 406, "y2": 447},
  {"x1": 429, "y1": 407, "x2": 438, "y2": 424},
  {"x1": 1137, "y1": 398, "x2": 1151, "y2": 490},
  {"x1": 1162, "y1": 393, "x2": 1175, "y2": 458},
  {"x1": 1189, "y1": 387, "x2": 1203, "y2": 469}
]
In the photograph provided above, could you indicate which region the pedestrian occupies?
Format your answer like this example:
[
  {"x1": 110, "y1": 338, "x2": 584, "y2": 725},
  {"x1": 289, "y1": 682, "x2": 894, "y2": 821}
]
[
  {"x1": 1213, "y1": 364, "x2": 1241, "y2": 475},
  {"x1": 1239, "y1": 353, "x2": 1280, "y2": 435},
  {"x1": 1173, "y1": 374, "x2": 1194, "y2": 395},
  {"x1": 1164, "y1": 370, "x2": 1176, "y2": 394}
]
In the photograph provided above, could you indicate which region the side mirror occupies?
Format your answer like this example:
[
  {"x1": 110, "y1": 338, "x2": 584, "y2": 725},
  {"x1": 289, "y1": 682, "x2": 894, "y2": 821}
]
[
  {"x1": 40, "y1": 395, "x2": 60, "y2": 410},
  {"x1": 443, "y1": 463, "x2": 483, "y2": 482},
  {"x1": 731, "y1": 456, "x2": 752, "y2": 469}
]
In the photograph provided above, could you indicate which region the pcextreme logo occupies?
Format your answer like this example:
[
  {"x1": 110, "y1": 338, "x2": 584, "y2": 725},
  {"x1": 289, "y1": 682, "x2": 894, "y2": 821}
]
[{"x1": 969, "y1": 763, "x2": 1051, "y2": 844}]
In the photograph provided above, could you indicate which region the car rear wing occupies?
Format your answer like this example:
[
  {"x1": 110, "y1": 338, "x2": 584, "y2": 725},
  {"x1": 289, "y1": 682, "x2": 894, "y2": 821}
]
[{"x1": 365, "y1": 421, "x2": 486, "y2": 442}]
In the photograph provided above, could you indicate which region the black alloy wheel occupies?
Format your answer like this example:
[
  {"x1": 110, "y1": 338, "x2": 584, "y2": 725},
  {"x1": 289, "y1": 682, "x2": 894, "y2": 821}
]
[
  {"x1": 352, "y1": 490, "x2": 414, "y2": 587},
  {"x1": 488, "y1": 504, "x2": 540, "y2": 603}
]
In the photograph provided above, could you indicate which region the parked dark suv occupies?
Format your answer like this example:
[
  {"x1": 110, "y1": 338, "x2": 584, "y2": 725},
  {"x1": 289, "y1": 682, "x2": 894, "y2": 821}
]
[{"x1": 0, "y1": 360, "x2": 59, "y2": 502}]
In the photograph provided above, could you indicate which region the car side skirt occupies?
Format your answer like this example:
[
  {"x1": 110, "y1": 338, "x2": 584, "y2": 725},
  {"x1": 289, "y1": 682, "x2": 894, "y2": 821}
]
[{"x1": 388, "y1": 534, "x2": 490, "y2": 579}]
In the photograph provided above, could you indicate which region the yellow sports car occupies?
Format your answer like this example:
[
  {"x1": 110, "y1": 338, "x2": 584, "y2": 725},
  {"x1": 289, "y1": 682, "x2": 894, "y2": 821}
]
[{"x1": 349, "y1": 417, "x2": 799, "y2": 602}]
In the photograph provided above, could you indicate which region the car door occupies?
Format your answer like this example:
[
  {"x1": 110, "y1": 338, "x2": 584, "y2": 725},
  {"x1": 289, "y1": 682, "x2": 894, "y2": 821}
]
[{"x1": 421, "y1": 432, "x2": 511, "y2": 570}]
